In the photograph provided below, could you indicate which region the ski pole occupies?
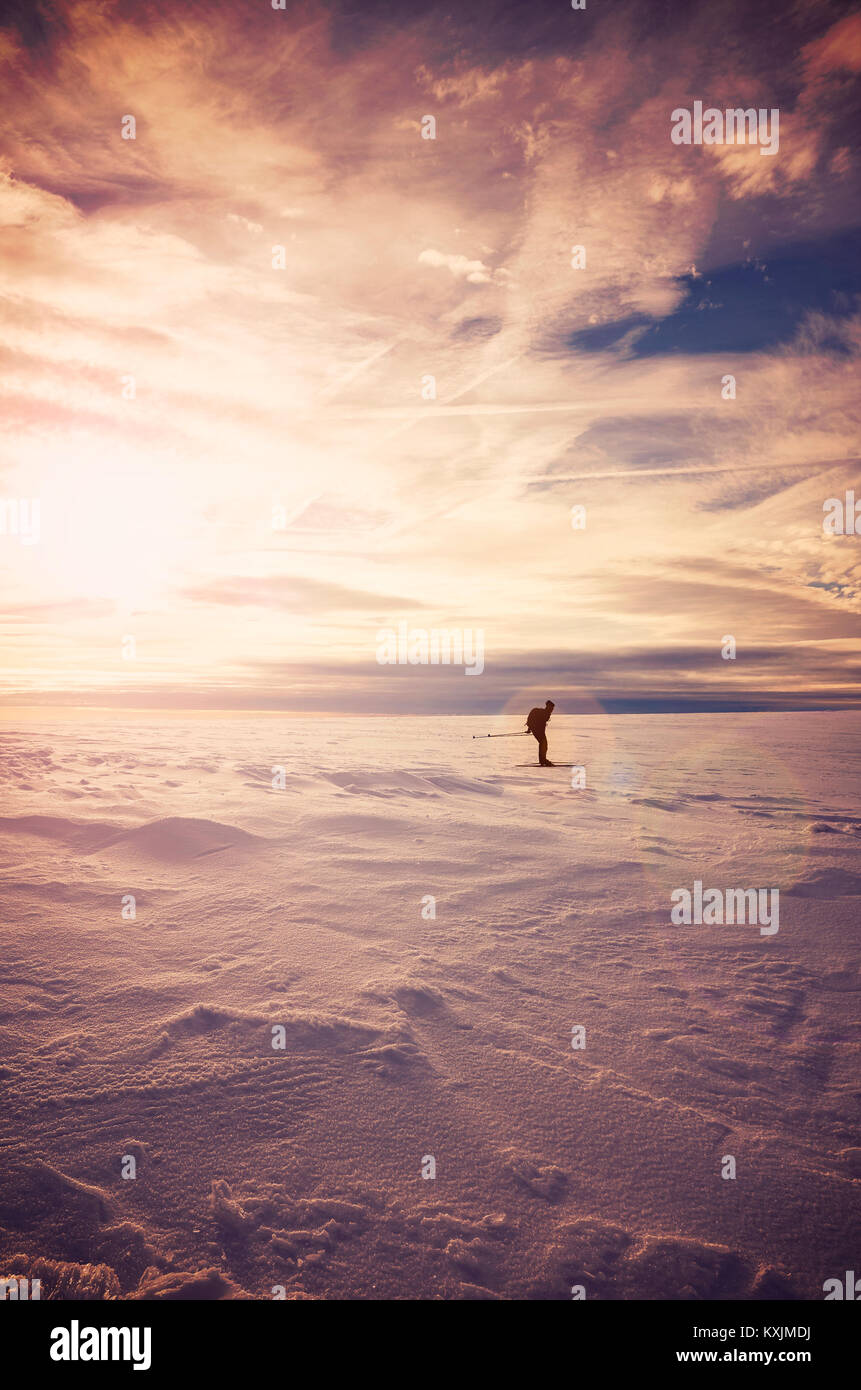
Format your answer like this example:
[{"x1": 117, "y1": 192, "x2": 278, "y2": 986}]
[{"x1": 472, "y1": 732, "x2": 530, "y2": 738}]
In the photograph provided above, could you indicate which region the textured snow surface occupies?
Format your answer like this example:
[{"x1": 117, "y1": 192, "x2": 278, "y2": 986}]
[{"x1": 0, "y1": 712, "x2": 858, "y2": 1299}]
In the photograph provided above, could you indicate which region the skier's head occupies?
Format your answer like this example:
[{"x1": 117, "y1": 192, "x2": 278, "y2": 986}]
[{"x1": 545, "y1": 700, "x2": 555, "y2": 711}]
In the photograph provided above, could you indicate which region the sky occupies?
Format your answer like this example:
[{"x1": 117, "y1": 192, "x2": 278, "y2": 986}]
[{"x1": 0, "y1": 0, "x2": 860, "y2": 713}]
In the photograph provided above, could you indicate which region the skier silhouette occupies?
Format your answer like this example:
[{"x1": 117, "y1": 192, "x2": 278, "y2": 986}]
[{"x1": 526, "y1": 701, "x2": 555, "y2": 766}]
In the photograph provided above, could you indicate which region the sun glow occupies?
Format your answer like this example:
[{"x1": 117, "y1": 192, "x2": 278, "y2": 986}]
[{"x1": 37, "y1": 458, "x2": 189, "y2": 608}]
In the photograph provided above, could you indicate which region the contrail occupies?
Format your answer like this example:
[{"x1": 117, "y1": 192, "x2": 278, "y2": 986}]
[
  {"x1": 526, "y1": 457, "x2": 860, "y2": 483},
  {"x1": 314, "y1": 340, "x2": 398, "y2": 402},
  {"x1": 372, "y1": 353, "x2": 523, "y2": 446}
]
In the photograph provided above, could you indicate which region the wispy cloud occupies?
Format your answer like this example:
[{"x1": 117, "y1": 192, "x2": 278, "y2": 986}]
[
  {"x1": 0, "y1": 0, "x2": 859, "y2": 709},
  {"x1": 182, "y1": 575, "x2": 426, "y2": 612}
]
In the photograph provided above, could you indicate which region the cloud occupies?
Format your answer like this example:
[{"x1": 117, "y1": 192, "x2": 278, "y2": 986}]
[
  {"x1": 181, "y1": 575, "x2": 426, "y2": 613},
  {"x1": 226, "y1": 213, "x2": 263, "y2": 235},
  {"x1": 418, "y1": 248, "x2": 496, "y2": 284},
  {"x1": 0, "y1": 0, "x2": 859, "y2": 709}
]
